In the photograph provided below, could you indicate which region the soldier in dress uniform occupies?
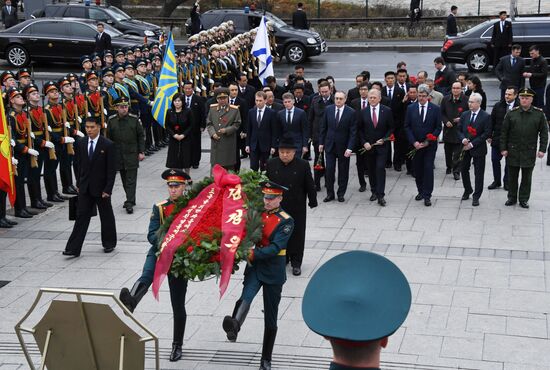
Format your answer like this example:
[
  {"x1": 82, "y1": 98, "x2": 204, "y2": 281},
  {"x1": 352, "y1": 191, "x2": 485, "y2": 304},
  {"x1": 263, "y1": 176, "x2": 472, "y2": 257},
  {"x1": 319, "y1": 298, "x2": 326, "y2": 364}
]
[
  {"x1": 135, "y1": 58, "x2": 156, "y2": 154},
  {"x1": 302, "y1": 251, "x2": 411, "y2": 370},
  {"x1": 16, "y1": 68, "x2": 32, "y2": 90},
  {"x1": 1, "y1": 70, "x2": 16, "y2": 105},
  {"x1": 103, "y1": 49, "x2": 114, "y2": 68},
  {"x1": 106, "y1": 96, "x2": 145, "y2": 214},
  {"x1": 78, "y1": 55, "x2": 93, "y2": 92},
  {"x1": 114, "y1": 49, "x2": 126, "y2": 65},
  {"x1": 123, "y1": 61, "x2": 152, "y2": 117},
  {"x1": 223, "y1": 180, "x2": 294, "y2": 370},
  {"x1": 119, "y1": 168, "x2": 191, "y2": 362},
  {"x1": 85, "y1": 71, "x2": 106, "y2": 129},
  {"x1": 209, "y1": 44, "x2": 222, "y2": 85},
  {"x1": 206, "y1": 87, "x2": 241, "y2": 170},
  {"x1": 125, "y1": 47, "x2": 136, "y2": 63},
  {"x1": 501, "y1": 88, "x2": 548, "y2": 208},
  {"x1": 91, "y1": 52, "x2": 103, "y2": 79}
]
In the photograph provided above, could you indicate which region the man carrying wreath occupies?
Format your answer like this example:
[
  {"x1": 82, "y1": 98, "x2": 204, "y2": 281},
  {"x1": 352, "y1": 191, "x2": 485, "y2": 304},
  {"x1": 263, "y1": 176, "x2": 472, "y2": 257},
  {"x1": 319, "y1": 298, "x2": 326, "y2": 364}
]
[{"x1": 223, "y1": 180, "x2": 294, "y2": 370}]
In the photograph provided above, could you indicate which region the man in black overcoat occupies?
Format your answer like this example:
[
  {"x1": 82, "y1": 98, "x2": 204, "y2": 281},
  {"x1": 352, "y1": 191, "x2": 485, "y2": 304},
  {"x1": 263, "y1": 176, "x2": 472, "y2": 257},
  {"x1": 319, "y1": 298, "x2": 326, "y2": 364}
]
[{"x1": 266, "y1": 136, "x2": 317, "y2": 276}]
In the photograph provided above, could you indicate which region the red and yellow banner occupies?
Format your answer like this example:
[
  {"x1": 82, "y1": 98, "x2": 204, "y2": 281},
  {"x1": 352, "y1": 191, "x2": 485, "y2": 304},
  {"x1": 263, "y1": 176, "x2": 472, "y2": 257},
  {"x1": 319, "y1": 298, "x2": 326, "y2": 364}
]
[{"x1": 0, "y1": 92, "x2": 16, "y2": 206}]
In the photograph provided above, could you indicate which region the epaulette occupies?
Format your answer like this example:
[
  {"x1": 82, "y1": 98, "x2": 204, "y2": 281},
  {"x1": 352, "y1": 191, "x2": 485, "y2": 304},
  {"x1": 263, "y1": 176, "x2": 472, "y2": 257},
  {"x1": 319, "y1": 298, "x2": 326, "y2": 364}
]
[
  {"x1": 278, "y1": 211, "x2": 290, "y2": 219},
  {"x1": 511, "y1": 106, "x2": 520, "y2": 111},
  {"x1": 229, "y1": 104, "x2": 239, "y2": 109},
  {"x1": 108, "y1": 114, "x2": 117, "y2": 120},
  {"x1": 210, "y1": 103, "x2": 218, "y2": 107},
  {"x1": 156, "y1": 200, "x2": 168, "y2": 208},
  {"x1": 533, "y1": 106, "x2": 543, "y2": 111},
  {"x1": 128, "y1": 113, "x2": 138, "y2": 118},
  {"x1": 9, "y1": 110, "x2": 15, "y2": 116}
]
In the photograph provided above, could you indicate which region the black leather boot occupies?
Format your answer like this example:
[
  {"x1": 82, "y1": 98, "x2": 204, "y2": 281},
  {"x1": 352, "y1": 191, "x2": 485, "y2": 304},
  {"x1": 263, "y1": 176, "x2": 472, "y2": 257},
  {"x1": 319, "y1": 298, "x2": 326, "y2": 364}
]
[
  {"x1": 259, "y1": 327, "x2": 277, "y2": 370},
  {"x1": 169, "y1": 342, "x2": 182, "y2": 362},
  {"x1": 222, "y1": 300, "x2": 250, "y2": 342},
  {"x1": 119, "y1": 281, "x2": 148, "y2": 313}
]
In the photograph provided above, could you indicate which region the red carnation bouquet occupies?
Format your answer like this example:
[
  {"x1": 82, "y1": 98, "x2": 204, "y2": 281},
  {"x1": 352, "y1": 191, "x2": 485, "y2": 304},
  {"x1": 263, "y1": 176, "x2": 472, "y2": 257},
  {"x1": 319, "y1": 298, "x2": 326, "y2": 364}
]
[
  {"x1": 407, "y1": 133, "x2": 438, "y2": 159},
  {"x1": 314, "y1": 154, "x2": 325, "y2": 173},
  {"x1": 456, "y1": 126, "x2": 477, "y2": 164},
  {"x1": 359, "y1": 134, "x2": 395, "y2": 155}
]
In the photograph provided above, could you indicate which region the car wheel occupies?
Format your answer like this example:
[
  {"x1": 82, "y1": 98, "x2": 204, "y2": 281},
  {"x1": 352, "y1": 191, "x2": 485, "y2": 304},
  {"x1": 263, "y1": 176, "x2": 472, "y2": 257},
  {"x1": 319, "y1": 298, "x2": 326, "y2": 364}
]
[
  {"x1": 466, "y1": 50, "x2": 489, "y2": 72},
  {"x1": 6, "y1": 44, "x2": 29, "y2": 67},
  {"x1": 285, "y1": 43, "x2": 306, "y2": 64}
]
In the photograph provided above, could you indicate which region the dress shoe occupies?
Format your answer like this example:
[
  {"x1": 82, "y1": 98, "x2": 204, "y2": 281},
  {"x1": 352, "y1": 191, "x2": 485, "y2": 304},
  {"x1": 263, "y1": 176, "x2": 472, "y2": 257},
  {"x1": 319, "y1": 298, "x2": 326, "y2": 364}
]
[
  {"x1": 358, "y1": 185, "x2": 366, "y2": 192},
  {"x1": 472, "y1": 198, "x2": 480, "y2": 206},
  {"x1": 505, "y1": 199, "x2": 516, "y2": 206},
  {"x1": 292, "y1": 267, "x2": 301, "y2": 276},
  {"x1": 378, "y1": 198, "x2": 386, "y2": 206},
  {"x1": 260, "y1": 359, "x2": 272, "y2": 370},
  {"x1": 369, "y1": 194, "x2": 377, "y2": 201},
  {"x1": 0, "y1": 219, "x2": 13, "y2": 228},
  {"x1": 62, "y1": 250, "x2": 80, "y2": 257},
  {"x1": 461, "y1": 191, "x2": 472, "y2": 200},
  {"x1": 323, "y1": 195, "x2": 335, "y2": 202},
  {"x1": 519, "y1": 201, "x2": 529, "y2": 209},
  {"x1": 338, "y1": 196, "x2": 345, "y2": 202},
  {"x1": 487, "y1": 182, "x2": 501, "y2": 190},
  {"x1": 192, "y1": 165, "x2": 199, "y2": 169},
  {"x1": 144, "y1": 150, "x2": 152, "y2": 156},
  {"x1": 4, "y1": 218, "x2": 17, "y2": 225},
  {"x1": 126, "y1": 206, "x2": 134, "y2": 214},
  {"x1": 446, "y1": 168, "x2": 452, "y2": 174},
  {"x1": 47, "y1": 194, "x2": 65, "y2": 202},
  {"x1": 56, "y1": 192, "x2": 70, "y2": 200},
  {"x1": 31, "y1": 202, "x2": 48, "y2": 210},
  {"x1": 39, "y1": 199, "x2": 53, "y2": 208},
  {"x1": 504, "y1": 183, "x2": 509, "y2": 191},
  {"x1": 394, "y1": 165, "x2": 402, "y2": 172},
  {"x1": 315, "y1": 185, "x2": 321, "y2": 192},
  {"x1": 453, "y1": 172, "x2": 460, "y2": 181},
  {"x1": 424, "y1": 199, "x2": 432, "y2": 207},
  {"x1": 406, "y1": 170, "x2": 412, "y2": 175},
  {"x1": 104, "y1": 246, "x2": 115, "y2": 253},
  {"x1": 14, "y1": 210, "x2": 33, "y2": 218},
  {"x1": 62, "y1": 187, "x2": 78, "y2": 195},
  {"x1": 385, "y1": 163, "x2": 392, "y2": 169},
  {"x1": 151, "y1": 145, "x2": 160, "y2": 152},
  {"x1": 24, "y1": 208, "x2": 38, "y2": 215},
  {"x1": 415, "y1": 194, "x2": 423, "y2": 201},
  {"x1": 169, "y1": 343, "x2": 182, "y2": 362}
]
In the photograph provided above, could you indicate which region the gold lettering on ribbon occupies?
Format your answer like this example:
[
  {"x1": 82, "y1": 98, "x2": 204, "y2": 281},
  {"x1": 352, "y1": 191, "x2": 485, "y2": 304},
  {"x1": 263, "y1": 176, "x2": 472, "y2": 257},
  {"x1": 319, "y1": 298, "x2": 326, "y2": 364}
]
[
  {"x1": 227, "y1": 184, "x2": 242, "y2": 201},
  {"x1": 226, "y1": 209, "x2": 243, "y2": 225},
  {"x1": 224, "y1": 235, "x2": 241, "y2": 253}
]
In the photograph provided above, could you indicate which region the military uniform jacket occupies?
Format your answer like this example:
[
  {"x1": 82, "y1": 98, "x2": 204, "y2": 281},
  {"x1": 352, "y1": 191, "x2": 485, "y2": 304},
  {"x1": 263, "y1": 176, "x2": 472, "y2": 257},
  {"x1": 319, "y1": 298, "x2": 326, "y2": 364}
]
[
  {"x1": 246, "y1": 209, "x2": 294, "y2": 285},
  {"x1": 107, "y1": 113, "x2": 146, "y2": 170},
  {"x1": 9, "y1": 108, "x2": 31, "y2": 158},
  {"x1": 28, "y1": 105, "x2": 47, "y2": 149},
  {"x1": 206, "y1": 104, "x2": 241, "y2": 166},
  {"x1": 500, "y1": 106, "x2": 548, "y2": 167},
  {"x1": 147, "y1": 199, "x2": 176, "y2": 249},
  {"x1": 45, "y1": 102, "x2": 67, "y2": 145}
]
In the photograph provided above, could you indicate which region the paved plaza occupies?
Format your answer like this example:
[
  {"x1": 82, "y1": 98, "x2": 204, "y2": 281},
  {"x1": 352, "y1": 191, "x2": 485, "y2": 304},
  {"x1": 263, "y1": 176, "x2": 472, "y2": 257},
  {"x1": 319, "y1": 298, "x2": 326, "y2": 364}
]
[{"x1": 1, "y1": 131, "x2": 550, "y2": 370}]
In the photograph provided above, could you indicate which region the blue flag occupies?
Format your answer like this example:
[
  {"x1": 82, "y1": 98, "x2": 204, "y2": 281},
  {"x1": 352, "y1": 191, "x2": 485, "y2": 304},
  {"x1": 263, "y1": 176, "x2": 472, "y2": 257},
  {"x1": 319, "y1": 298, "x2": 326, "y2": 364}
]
[{"x1": 152, "y1": 33, "x2": 178, "y2": 128}]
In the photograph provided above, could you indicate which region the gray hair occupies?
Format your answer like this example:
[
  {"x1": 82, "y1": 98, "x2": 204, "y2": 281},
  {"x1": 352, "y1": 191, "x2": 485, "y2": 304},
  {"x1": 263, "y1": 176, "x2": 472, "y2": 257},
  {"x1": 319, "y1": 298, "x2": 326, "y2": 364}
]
[
  {"x1": 417, "y1": 84, "x2": 430, "y2": 95},
  {"x1": 367, "y1": 88, "x2": 381, "y2": 98},
  {"x1": 469, "y1": 92, "x2": 483, "y2": 104},
  {"x1": 335, "y1": 90, "x2": 347, "y2": 98}
]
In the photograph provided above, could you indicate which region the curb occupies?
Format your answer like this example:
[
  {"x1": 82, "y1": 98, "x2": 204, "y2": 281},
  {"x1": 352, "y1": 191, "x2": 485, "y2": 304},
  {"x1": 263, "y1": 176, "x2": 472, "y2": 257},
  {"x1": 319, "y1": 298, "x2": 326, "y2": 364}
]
[{"x1": 325, "y1": 44, "x2": 441, "y2": 53}]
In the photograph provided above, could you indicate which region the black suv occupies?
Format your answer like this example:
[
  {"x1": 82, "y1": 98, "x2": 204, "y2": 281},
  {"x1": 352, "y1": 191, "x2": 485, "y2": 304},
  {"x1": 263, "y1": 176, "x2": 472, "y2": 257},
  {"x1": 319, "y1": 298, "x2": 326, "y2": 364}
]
[
  {"x1": 188, "y1": 9, "x2": 327, "y2": 64},
  {"x1": 32, "y1": 4, "x2": 162, "y2": 39},
  {"x1": 441, "y1": 17, "x2": 550, "y2": 72}
]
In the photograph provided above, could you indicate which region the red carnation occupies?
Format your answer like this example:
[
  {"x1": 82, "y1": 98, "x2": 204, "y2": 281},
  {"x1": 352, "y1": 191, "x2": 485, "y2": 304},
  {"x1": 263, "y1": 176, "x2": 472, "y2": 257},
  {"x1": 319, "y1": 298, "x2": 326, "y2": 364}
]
[
  {"x1": 187, "y1": 246, "x2": 194, "y2": 253},
  {"x1": 209, "y1": 253, "x2": 221, "y2": 263},
  {"x1": 303, "y1": 104, "x2": 308, "y2": 110},
  {"x1": 174, "y1": 125, "x2": 180, "y2": 130},
  {"x1": 389, "y1": 134, "x2": 395, "y2": 141},
  {"x1": 457, "y1": 107, "x2": 463, "y2": 113},
  {"x1": 467, "y1": 126, "x2": 477, "y2": 137},
  {"x1": 426, "y1": 133, "x2": 438, "y2": 141}
]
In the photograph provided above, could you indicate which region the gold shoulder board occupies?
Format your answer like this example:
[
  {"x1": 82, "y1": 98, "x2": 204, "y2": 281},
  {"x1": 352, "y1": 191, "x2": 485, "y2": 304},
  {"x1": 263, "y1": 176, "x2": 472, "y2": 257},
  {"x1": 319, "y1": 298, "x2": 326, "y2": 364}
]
[
  {"x1": 278, "y1": 211, "x2": 290, "y2": 219},
  {"x1": 210, "y1": 103, "x2": 219, "y2": 107}
]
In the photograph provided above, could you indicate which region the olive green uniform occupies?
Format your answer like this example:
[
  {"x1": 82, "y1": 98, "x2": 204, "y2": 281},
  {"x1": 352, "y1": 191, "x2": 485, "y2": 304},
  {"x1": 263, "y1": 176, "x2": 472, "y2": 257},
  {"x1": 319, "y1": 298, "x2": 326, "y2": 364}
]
[
  {"x1": 206, "y1": 103, "x2": 241, "y2": 169},
  {"x1": 500, "y1": 105, "x2": 548, "y2": 202},
  {"x1": 107, "y1": 113, "x2": 146, "y2": 207}
]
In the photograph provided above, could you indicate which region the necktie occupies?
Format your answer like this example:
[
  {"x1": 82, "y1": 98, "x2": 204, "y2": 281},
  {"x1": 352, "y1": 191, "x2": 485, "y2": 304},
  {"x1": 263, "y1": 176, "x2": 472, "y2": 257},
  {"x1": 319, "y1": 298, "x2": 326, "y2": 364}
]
[
  {"x1": 335, "y1": 108, "x2": 340, "y2": 125},
  {"x1": 501, "y1": 21, "x2": 504, "y2": 32},
  {"x1": 7, "y1": 6, "x2": 10, "y2": 13},
  {"x1": 231, "y1": 98, "x2": 235, "y2": 105},
  {"x1": 362, "y1": 100, "x2": 366, "y2": 110},
  {"x1": 420, "y1": 105, "x2": 425, "y2": 122},
  {"x1": 372, "y1": 107, "x2": 378, "y2": 128},
  {"x1": 186, "y1": 97, "x2": 191, "y2": 108},
  {"x1": 257, "y1": 110, "x2": 262, "y2": 127},
  {"x1": 511, "y1": 57, "x2": 515, "y2": 66},
  {"x1": 470, "y1": 112, "x2": 476, "y2": 124},
  {"x1": 89, "y1": 140, "x2": 94, "y2": 159},
  {"x1": 287, "y1": 110, "x2": 291, "y2": 125},
  {"x1": 388, "y1": 88, "x2": 393, "y2": 100}
]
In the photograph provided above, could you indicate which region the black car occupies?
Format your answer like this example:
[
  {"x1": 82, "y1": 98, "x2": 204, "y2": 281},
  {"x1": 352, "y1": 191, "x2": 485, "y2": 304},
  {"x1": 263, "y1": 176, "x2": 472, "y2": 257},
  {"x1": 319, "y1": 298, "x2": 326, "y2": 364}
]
[
  {"x1": 442, "y1": 17, "x2": 550, "y2": 72},
  {"x1": 188, "y1": 9, "x2": 327, "y2": 64},
  {"x1": 0, "y1": 18, "x2": 141, "y2": 67},
  {"x1": 32, "y1": 4, "x2": 162, "y2": 39}
]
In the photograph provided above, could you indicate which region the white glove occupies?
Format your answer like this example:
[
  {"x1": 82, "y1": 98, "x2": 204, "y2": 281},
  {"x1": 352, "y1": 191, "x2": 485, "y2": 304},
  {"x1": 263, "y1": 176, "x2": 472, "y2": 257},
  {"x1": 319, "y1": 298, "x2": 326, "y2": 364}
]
[
  {"x1": 87, "y1": 112, "x2": 92, "y2": 117},
  {"x1": 195, "y1": 74, "x2": 199, "y2": 80},
  {"x1": 208, "y1": 78, "x2": 214, "y2": 84},
  {"x1": 11, "y1": 157, "x2": 18, "y2": 166},
  {"x1": 201, "y1": 85, "x2": 207, "y2": 90},
  {"x1": 30, "y1": 132, "x2": 35, "y2": 139},
  {"x1": 28, "y1": 148, "x2": 39, "y2": 157},
  {"x1": 76, "y1": 131, "x2": 85, "y2": 138},
  {"x1": 195, "y1": 86, "x2": 201, "y2": 93},
  {"x1": 47, "y1": 126, "x2": 52, "y2": 132},
  {"x1": 64, "y1": 122, "x2": 71, "y2": 128},
  {"x1": 64, "y1": 136, "x2": 75, "y2": 144},
  {"x1": 77, "y1": 116, "x2": 82, "y2": 123},
  {"x1": 44, "y1": 141, "x2": 54, "y2": 149},
  {"x1": 104, "y1": 123, "x2": 108, "y2": 129},
  {"x1": 148, "y1": 101, "x2": 153, "y2": 107},
  {"x1": 104, "y1": 109, "x2": 108, "y2": 116},
  {"x1": 10, "y1": 139, "x2": 15, "y2": 147}
]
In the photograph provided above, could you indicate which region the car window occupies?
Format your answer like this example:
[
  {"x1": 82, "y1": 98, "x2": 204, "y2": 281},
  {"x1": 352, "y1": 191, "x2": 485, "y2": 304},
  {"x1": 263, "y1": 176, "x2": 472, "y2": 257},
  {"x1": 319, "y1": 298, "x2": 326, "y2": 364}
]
[
  {"x1": 29, "y1": 21, "x2": 67, "y2": 36},
  {"x1": 44, "y1": 6, "x2": 62, "y2": 17},
  {"x1": 64, "y1": 7, "x2": 86, "y2": 18},
  {"x1": 516, "y1": 22, "x2": 549, "y2": 37},
  {"x1": 202, "y1": 13, "x2": 223, "y2": 28},
  {"x1": 89, "y1": 8, "x2": 109, "y2": 22},
  {"x1": 462, "y1": 20, "x2": 494, "y2": 37},
  {"x1": 248, "y1": 16, "x2": 261, "y2": 29},
  {"x1": 104, "y1": 6, "x2": 131, "y2": 21},
  {"x1": 68, "y1": 23, "x2": 97, "y2": 38}
]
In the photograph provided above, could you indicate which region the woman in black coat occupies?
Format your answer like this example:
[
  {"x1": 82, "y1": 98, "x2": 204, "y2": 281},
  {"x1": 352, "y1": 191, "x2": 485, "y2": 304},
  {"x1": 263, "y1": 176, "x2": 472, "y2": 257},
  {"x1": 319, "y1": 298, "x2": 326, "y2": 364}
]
[
  {"x1": 465, "y1": 75, "x2": 487, "y2": 111},
  {"x1": 165, "y1": 94, "x2": 194, "y2": 174}
]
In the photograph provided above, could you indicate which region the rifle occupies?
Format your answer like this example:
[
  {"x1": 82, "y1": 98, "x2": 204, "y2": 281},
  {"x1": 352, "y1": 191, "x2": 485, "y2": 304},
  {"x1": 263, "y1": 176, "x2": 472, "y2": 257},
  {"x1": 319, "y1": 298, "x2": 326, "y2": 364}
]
[
  {"x1": 62, "y1": 102, "x2": 74, "y2": 155},
  {"x1": 7, "y1": 122, "x2": 18, "y2": 177},
  {"x1": 41, "y1": 99, "x2": 57, "y2": 160},
  {"x1": 25, "y1": 110, "x2": 38, "y2": 168},
  {"x1": 99, "y1": 92, "x2": 105, "y2": 136}
]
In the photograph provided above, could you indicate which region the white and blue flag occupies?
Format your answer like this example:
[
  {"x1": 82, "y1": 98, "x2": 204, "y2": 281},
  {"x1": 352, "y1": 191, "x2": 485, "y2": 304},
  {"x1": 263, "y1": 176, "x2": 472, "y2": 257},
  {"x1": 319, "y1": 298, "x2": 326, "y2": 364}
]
[{"x1": 251, "y1": 16, "x2": 274, "y2": 86}]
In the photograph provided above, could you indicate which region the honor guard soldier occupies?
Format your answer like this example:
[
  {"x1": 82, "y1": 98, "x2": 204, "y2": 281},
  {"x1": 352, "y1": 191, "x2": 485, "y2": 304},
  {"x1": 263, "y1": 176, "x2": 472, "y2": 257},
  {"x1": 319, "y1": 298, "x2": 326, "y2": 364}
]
[
  {"x1": 133, "y1": 45, "x2": 142, "y2": 59},
  {"x1": 91, "y1": 52, "x2": 103, "y2": 78},
  {"x1": 223, "y1": 181, "x2": 294, "y2": 370},
  {"x1": 209, "y1": 44, "x2": 222, "y2": 85},
  {"x1": 501, "y1": 87, "x2": 549, "y2": 208},
  {"x1": 114, "y1": 49, "x2": 126, "y2": 65},
  {"x1": 16, "y1": 68, "x2": 32, "y2": 90},
  {"x1": 119, "y1": 169, "x2": 191, "y2": 362},
  {"x1": 142, "y1": 44, "x2": 150, "y2": 59},
  {"x1": 134, "y1": 58, "x2": 156, "y2": 153},
  {"x1": 106, "y1": 96, "x2": 145, "y2": 214},
  {"x1": 101, "y1": 67, "x2": 118, "y2": 117},
  {"x1": 43, "y1": 81, "x2": 73, "y2": 203},
  {"x1": 1, "y1": 71, "x2": 16, "y2": 105},
  {"x1": 79, "y1": 55, "x2": 93, "y2": 92},
  {"x1": 24, "y1": 83, "x2": 54, "y2": 210},
  {"x1": 85, "y1": 71, "x2": 106, "y2": 127},
  {"x1": 7, "y1": 87, "x2": 39, "y2": 218},
  {"x1": 103, "y1": 49, "x2": 114, "y2": 68},
  {"x1": 125, "y1": 47, "x2": 136, "y2": 63},
  {"x1": 302, "y1": 251, "x2": 411, "y2": 370},
  {"x1": 123, "y1": 61, "x2": 152, "y2": 116}
]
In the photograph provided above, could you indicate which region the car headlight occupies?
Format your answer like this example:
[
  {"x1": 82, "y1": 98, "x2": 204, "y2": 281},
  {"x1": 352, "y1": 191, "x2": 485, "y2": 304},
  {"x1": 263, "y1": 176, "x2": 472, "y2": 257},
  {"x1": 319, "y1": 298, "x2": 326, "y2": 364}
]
[
  {"x1": 144, "y1": 30, "x2": 155, "y2": 37},
  {"x1": 307, "y1": 37, "x2": 317, "y2": 44}
]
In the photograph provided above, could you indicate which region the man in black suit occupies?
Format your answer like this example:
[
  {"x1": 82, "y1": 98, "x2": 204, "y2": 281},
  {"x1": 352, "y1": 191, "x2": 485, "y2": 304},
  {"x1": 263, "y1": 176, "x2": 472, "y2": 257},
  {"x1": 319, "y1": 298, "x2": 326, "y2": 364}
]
[
  {"x1": 183, "y1": 81, "x2": 205, "y2": 169},
  {"x1": 308, "y1": 81, "x2": 333, "y2": 189},
  {"x1": 382, "y1": 71, "x2": 405, "y2": 169},
  {"x1": 293, "y1": 65, "x2": 314, "y2": 95},
  {"x1": 1, "y1": 0, "x2": 17, "y2": 29},
  {"x1": 457, "y1": 93, "x2": 491, "y2": 206},
  {"x1": 346, "y1": 74, "x2": 367, "y2": 106},
  {"x1": 433, "y1": 57, "x2": 456, "y2": 95},
  {"x1": 350, "y1": 82, "x2": 370, "y2": 192},
  {"x1": 446, "y1": 6, "x2": 458, "y2": 36},
  {"x1": 358, "y1": 89, "x2": 394, "y2": 206},
  {"x1": 63, "y1": 118, "x2": 117, "y2": 257},
  {"x1": 265, "y1": 89, "x2": 284, "y2": 112},
  {"x1": 94, "y1": 23, "x2": 112, "y2": 54},
  {"x1": 246, "y1": 91, "x2": 278, "y2": 171},
  {"x1": 266, "y1": 76, "x2": 286, "y2": 100},
  {"x1": 237, "y1": 73, "x2": 256, "y2": 109},
  {"x1": 319, "y1": 91, "x2": 356, "y2": 203},
  {"x1": 229, "y1": 82, "x2": 248, "y2": 171},
  {"x1": 495, "y1": 44, "x2": 525, "y2": 100},
  {"x1": 441, "y1": 82, "x2": 469, "y2": 180},
  {"x1": 491, "y1": 11, "x2": 513, "y2": 66},
  {"x1": 190, "y1": 0, "x2": 203, "y2": 35},
  {"x1": 404, "y1": 84, "x2": 442, "y2": 206},
  {"x1": 278, "y1": 92, "x2": 309, "y2": 158},
  {"x1": 293, "y1": 84, "x2": 311, "y2": 112},
  {"x1": 291, "y1": 2, "x2": 309, "y2": 30}
]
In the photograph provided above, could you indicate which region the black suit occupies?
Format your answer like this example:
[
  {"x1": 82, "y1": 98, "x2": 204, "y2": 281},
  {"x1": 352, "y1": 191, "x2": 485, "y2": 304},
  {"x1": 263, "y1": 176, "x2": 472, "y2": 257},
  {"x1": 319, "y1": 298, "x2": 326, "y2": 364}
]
[
  {"x1": 382, "y1": 85, "x2": 405, "y2": 167},
  {"x1": 238, "y1": 85, "x2": 256, "y2": 109},
  {"x1": 229, "y1": 96, "x2": 248, "y2": 171},
  {"x1": 495, "y1": 55, "x2": 525, "y2": 99},
  {"x1": 65, "y1": 135, "x2": 117, "y2": 255},
  {"x1": 246, "y1": 107, "x2": 278, "y2": 171},
  {"x1": 185, "y1": 93, "x2": 206, "y2": 167},
  {"x1": 291, "y1": 9, "x2": 309, "y2": 29},
  {"x1": 358, "y1": 104, "x2": 394, "y2": 198},
  {"x1": 267, "y1": 102, "x2": 284, "y2": 112},
  {"x1": 434, "y1": 67, "x2": 456, "y2": 95},
  {"x1": 319, "y1": 105, "x2": 356, "y2": 198},
  {"x1": 350, "y1": 97, "x2": 370, "y2": 188},
  {"x1": 491, "y1": 19, "x2": 513, "y2": 62},
  {"x1": 346, "y1": 87, "x2": 361, "y2": 106},
  {"x1": 1, "y1": 5, "x2": 17, "y2": 29},
  {"x1": 446, "y1": 13, "x2": 457, "y2": 36},
  {"x1": 94, "y1": 32, "x2": 112, "y2": 54},
  {"x1": 278, "y1": 107, "x2": 309, "y2": 155},
  {"x1": 190, "y1": 3, "x2": 203, "y2": 35},
  {"x1": 294, "y1": 95, "x2": 311, "y2": 113},
  {"x1": 457, "y1": 110, "x2": 491, "y2": 200}
]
